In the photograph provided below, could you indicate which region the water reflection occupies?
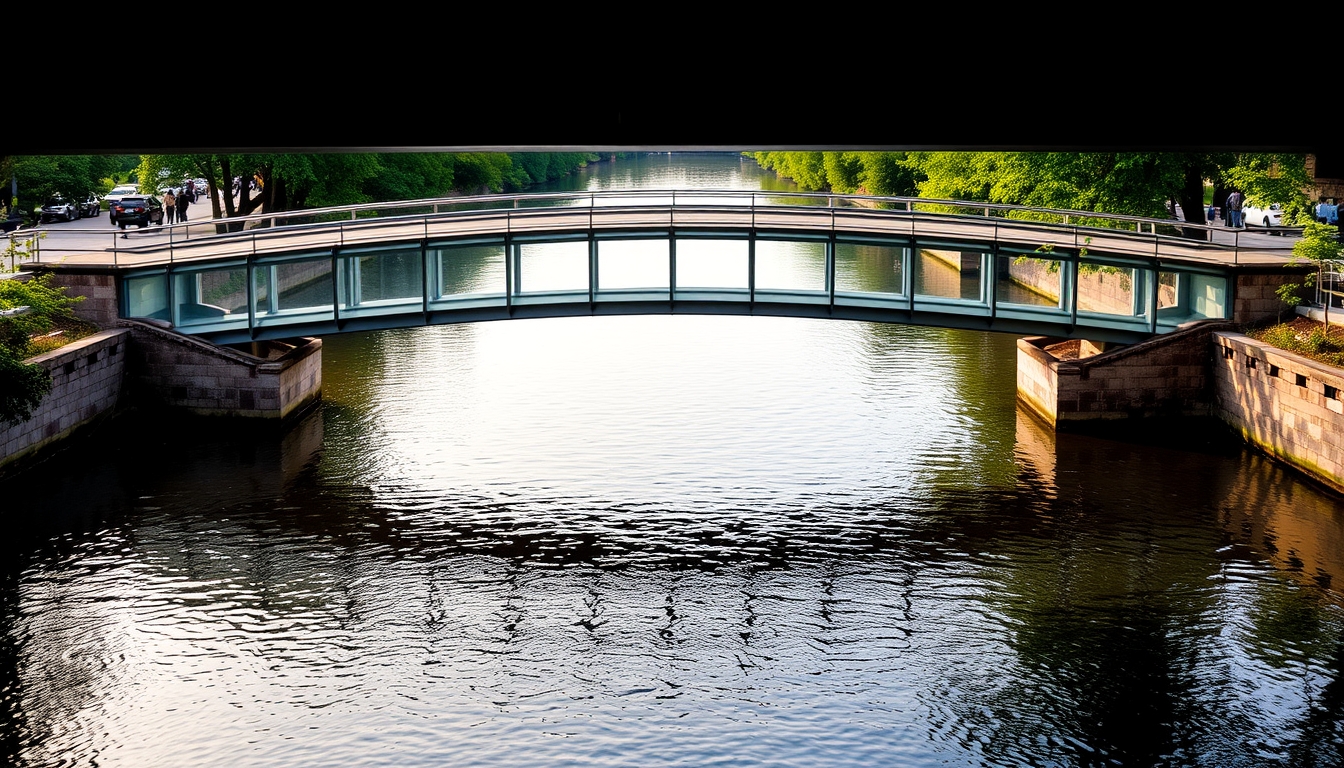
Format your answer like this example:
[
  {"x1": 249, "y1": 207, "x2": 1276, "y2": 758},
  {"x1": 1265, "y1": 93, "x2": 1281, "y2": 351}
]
[{"x1": 3, "y1": 153, "x2": 1344, "y2": 767}]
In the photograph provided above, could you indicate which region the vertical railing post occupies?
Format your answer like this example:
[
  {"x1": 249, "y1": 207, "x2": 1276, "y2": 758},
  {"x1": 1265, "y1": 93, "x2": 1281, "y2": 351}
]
[
  {"x1": 588, "y1": 235, "x2": 598, "y2": 307},
  {"x1": 669, "y1": 234, "x2": 677, "y2": 306},
  {"x1": 331, "y1": 247, "x2": 342, "y2": 329},
  {"x1": 505, "y1": 235, "x2": 516, "y2": 316},
  {"x1": 826, "y1": 232, "x2": 836, "y2": 312},
  {"x1": 748, "y1": 231, "x2": 756, "y2": 304},
  {"x1": 246, "y1": 252, "x2": 256, "y2": 339},
  {"x1": 1147, "y1": 265, "x2": 1159, "y2": 334},
  {"x1": 988, "y1": 240, "x2": 999, "y2": 321}
]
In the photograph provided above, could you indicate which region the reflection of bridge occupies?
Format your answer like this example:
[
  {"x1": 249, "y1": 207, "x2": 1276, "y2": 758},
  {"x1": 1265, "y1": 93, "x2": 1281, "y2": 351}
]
[{"x1": 31, "y1": 191, "x2": 1302, "y2": 345}]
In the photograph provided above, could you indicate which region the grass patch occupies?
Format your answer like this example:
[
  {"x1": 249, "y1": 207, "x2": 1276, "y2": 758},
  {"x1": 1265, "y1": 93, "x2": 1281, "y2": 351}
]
[
  {"x1": 25, "y1": 315, "x2": 101, "y2": 357},
  {"x1": 1247, "y1": 317, "x2": 1344, "y2": 368}
]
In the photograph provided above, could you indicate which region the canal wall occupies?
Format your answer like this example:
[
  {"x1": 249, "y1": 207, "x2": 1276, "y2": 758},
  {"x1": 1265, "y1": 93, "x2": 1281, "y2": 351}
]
[
  {"x1": 119, "y1": 319, "x2": 322, "y2": 420},
  {"x1": 0, "y1": 320, "x2": 322, "y2": 472},
  {"x1": 0, "y1": 329, "x2": 130, "y2": 473},
  {"x1": 1016, "y1": 321, "x2": 1231, "y2": 428},
  {"x1": 42, "y1": 271, "x2": 120, "y2": 328},
  {"x1": 1212, "y1": 331, "x2": 1344, "y2": 495}
]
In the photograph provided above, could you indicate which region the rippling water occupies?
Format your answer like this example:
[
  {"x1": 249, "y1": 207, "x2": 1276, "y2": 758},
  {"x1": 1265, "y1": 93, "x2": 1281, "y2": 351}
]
[{"x1": 4, "y1": 154, "x2": 1344, "y2": 767}]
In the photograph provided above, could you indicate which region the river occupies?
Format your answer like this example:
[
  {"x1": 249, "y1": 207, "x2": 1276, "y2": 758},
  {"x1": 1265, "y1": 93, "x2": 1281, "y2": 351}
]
[{"x1": 3, "y1": 153, "x2": 1343, "y2": 767}]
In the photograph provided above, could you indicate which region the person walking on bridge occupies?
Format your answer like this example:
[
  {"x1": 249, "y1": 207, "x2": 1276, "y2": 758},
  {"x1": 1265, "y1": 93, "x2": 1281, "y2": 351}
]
[
  {"x1": 162, "y1": 189, "x2": 175, "y2": 226},
  {"x1": 177, "y1": 189, "x2": 190, "y2": 222}
]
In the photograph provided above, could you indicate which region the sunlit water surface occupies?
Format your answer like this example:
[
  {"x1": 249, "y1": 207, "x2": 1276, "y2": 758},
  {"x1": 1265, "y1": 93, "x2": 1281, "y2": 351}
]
[{"x1": 3, "y1": 154, "x2": 1344, "y2": 768}]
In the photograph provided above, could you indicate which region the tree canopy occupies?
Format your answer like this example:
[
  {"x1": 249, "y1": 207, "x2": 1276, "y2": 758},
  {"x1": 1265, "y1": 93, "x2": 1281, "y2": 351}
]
[
  {"x1": 131, "y1": 151, "x2": 604, "y2": 225},
  {"x1": 750, "y1": 150, "x2": 1314, "y2": 227},
  {"x1": 2, "y1": 154, "x2": 130, "y2": 216}
]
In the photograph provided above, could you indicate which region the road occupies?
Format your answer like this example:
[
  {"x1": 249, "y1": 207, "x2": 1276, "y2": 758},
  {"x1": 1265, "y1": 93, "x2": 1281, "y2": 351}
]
[{"x1": 7, "y1": 187, "x2": 241, "y2": 267}]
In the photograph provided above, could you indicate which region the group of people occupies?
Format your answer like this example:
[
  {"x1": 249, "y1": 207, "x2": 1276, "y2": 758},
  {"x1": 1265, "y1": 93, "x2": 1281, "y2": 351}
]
[
  {"x1": 1204, "y1": 190, "x2": 1244, "y2": 227},
  {"x1": 160, "y1": 187, "x2": 193, "y2": 224}
]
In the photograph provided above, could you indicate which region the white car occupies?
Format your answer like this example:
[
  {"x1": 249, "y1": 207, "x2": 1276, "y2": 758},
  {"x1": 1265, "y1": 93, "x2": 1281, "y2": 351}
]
[
  {"x1": 1241, "y1": 202, "x2": 1284, "y2": 227},
  {"x1": 103, "y1": 184, "x2": 140, "y2": 222}
]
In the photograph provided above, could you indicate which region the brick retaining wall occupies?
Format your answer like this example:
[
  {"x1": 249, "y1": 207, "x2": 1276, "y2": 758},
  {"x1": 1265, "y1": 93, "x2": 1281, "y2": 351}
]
[
  {"x1": 0, "y1": 329, "x2": 130, "y2": 472},
  {"x1": 1213, "y1": 332, "x2": 1344, "y2": 495},
  {"x1": 1016, "y1": 322, "x2": 1230, "y2": 428},
  {"x1": 119, "y1": 319, "x2": 322, "y2": 419}
]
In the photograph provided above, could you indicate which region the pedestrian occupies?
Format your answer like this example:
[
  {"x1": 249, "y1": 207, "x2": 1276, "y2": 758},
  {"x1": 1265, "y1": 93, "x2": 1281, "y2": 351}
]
[
  {"x1": 176, "y1": 189, "x2": 190, "y2": 222},
  {"x1": 186, "y1": 178, "x2": 196, "y2": 202},
  {"x1": 1226, "y1": 190, "x2": 1244, "y2": 228},
  {"x1": 162, "y1": 189, "x2": 176, "y2": 226}
]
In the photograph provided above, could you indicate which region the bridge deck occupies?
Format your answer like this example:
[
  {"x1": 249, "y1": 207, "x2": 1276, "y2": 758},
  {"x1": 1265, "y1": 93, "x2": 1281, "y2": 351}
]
[{"x1": 8, "y1": 192, "x2": 1301, "y2": 344}]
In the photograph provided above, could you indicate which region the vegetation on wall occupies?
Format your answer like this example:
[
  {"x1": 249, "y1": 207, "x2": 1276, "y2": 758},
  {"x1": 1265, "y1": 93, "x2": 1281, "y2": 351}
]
[{"x1": 0, "y1": 240, "x2": 86, "y2": 425}]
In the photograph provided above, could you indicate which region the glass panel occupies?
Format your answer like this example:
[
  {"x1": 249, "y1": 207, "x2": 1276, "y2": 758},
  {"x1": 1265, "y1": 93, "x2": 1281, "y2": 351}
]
[
  {"x1": 1158, "y1": 272, "x2": 1228, "y2": 324},
  {"x1": 675, "y1": 239, "x2": 748, "y2": 290},
  {"x1": 996, "y1": 254, "x2": 1062, "y2": 308},
  {"x1": 434, "y1": 243, "x2": 505, "y2": 298},
  {"x1": 345, "y1": 249, "x2": 422, "y2": 307},
  {"x1": 597, "y1": 239, "x2": 669, "y2": 291},
  {"x1": 517, "y1": 241, "x2": 588, "y2": 294},
  {"x1": 756, "y1": 240, "x2": 825, "y2": 293},
  {"x1": 1077, "y1": 263, "x2": 1144, "y2": 318},
  {"x1": 176, "y1": 268, "x2": 246, "y2": 325},
  {"x1": 835, "y1": 241, "x2": 905, "y2": 296},
  {"x1": 917, "y1": 248, "x2": 984, "y2": 302},
  {"x1": 1158, "y1": 271, "x2": 1178, "y2": 311},
  {"x1": 255, "y1": 259, "x2": 334, "y2": 317},
  {"x1": 123, "y1": 274, "x2": 168, "y2": 320}
]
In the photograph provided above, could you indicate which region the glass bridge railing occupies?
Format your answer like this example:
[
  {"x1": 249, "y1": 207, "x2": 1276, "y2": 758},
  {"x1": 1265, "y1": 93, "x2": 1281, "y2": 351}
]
[{"x1": 122, "y1": 228, "x2": 1232, "y2": 343}]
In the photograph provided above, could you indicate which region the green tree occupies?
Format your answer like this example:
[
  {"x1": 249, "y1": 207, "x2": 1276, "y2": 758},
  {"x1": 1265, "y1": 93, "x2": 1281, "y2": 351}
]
[
  {"x1": 1289, "y1": 222, "x2": 1344, "y2": 326},
  {"x1": 0, "y1": 154, "x2": 122, "y2": 219},
  {"x1": 751, "y1": 151, "x2": 922, "y2": 197},
  {"x1": 1223, "y1": 153, "x2": 1314, "y2": 224},
  {"x1": 0, "y1": 257, "x2": 84, "y2": 425}
]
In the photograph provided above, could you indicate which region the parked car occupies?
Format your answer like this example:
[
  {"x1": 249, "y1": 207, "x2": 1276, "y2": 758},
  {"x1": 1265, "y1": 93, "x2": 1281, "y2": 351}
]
[
  {"x1": 78, "y1": 195, "x2": 101, "y2": 219},
  {"x1": 104, "y1": 184, "x2": 140, "y2": 222},
  {"x1": 1241, "y1": 202, "x2": 1284, "y2": 227},
  {"x1": 112, "y1": 195, "x2": 164, "y2": 228},
  {"x1": 39, "y1": 195, "x2": 82, "y2": 223}
]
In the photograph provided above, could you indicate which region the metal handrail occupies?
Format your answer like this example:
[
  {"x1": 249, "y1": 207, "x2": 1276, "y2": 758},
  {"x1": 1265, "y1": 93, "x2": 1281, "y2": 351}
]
[{"x1": 6, "y1": 190, "x2": 1302, "y2": 270}]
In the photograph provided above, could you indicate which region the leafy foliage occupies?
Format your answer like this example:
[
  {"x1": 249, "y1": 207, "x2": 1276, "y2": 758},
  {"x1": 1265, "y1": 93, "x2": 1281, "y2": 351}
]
[
  {"x1": 1, "y1": 155, "x2": 124, "y2": 219},
  {"x1": 0, "y1": 271, "x2": 84, "y2": 426},
  {"x1": 1287, "y1": 222, "x2": 1344, "y2": 325},
  {"x1": 746, "y1": 151, "x2": 1311, "y2": 233},
  {"x1": 0, "y1": 353, "x2": 50, "y2": 426}
]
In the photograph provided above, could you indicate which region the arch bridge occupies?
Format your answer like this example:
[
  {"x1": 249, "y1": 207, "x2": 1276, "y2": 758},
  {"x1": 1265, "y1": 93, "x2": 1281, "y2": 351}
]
[{"x1": 52, "y1": 191, "x2": 1297, "y2": 345}]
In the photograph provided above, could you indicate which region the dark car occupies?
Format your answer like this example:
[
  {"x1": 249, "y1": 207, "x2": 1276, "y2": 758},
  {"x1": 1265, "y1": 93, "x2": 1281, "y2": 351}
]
[
  {"x1": 39, "y1": 195, "x2": 82, "y2": 223},
  {"x1": 112, "y1": 195, "x2": 164, "y2": 228},
  {"x1": 78, "y1": 195, "x2": 101, "y2": 218}
]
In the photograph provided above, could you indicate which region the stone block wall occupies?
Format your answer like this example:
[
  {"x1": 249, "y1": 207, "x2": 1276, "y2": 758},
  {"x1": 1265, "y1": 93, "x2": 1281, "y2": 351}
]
[
  {"x1": 1233, "y1": 269, "x2": 1314, "y2": 326},
  {"x1": 1016, "y1": 322, "x2": 1232, "y2": 428},
  {"x1": 0, "y1": 329, "x2": 130, "y2": 472},
  {"x1": 40, "y1": 270, "x2": 120, "y2": 328},
  {"x1": 119, "y1": 319, "x2": 322, "y2": 419},
  {"x1": 1213, "y1": 332, "x2": 1344, "y2": 495}
]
